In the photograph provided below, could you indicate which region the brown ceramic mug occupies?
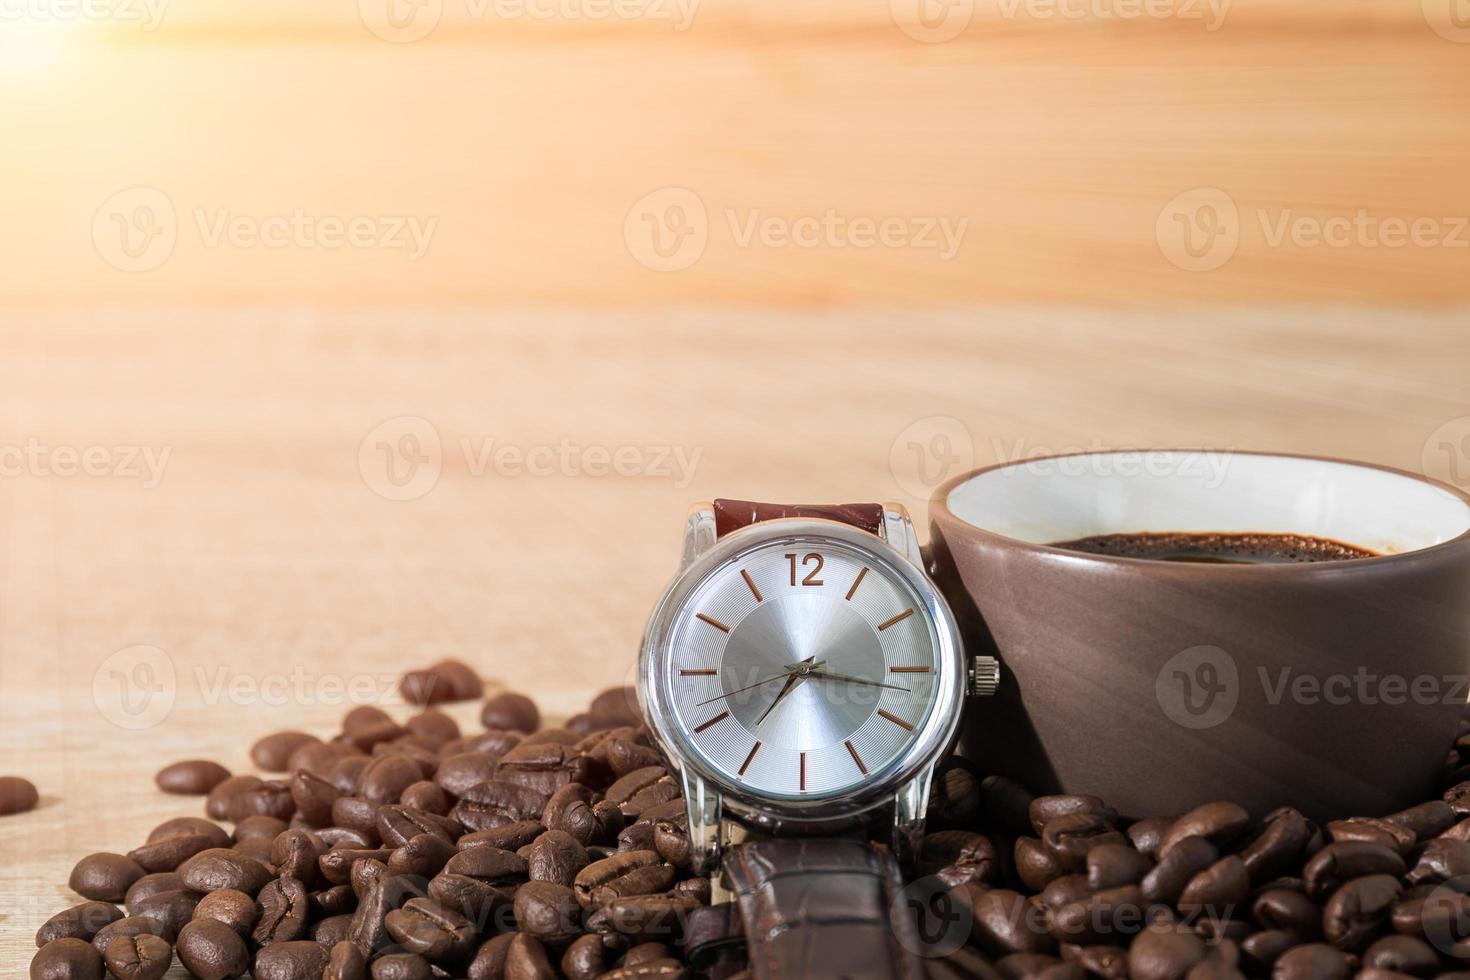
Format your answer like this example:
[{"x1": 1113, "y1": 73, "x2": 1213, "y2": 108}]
[{"x1": 928, "y1": 450, "x2": 1470, "y2": 821}]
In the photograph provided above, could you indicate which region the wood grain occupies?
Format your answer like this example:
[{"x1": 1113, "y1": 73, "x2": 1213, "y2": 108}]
[{"x1": 2, "y1": 309, "x2": 1470, "y2": 973}]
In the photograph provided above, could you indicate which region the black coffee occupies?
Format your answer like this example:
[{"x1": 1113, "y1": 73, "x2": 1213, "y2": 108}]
[{"x1": 1051, "y1": 531, "x2": 1378, "y2": 564}]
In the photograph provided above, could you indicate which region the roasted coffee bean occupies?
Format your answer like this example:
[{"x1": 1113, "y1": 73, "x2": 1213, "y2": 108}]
[
  {"x1": 30, "y1": 937, "x2": 105, "y2": 980},
  {"x1": 130, "y1": 889, "x2": 200, "y2": 937},
  {"x1": 147, "y1": 817, "x2": 231, "y2": 849},
  {"x1": 1303, "y1": 842, "x2": 1406, "y2": 899},
  {"x1": 271, "y1": 829, "x2": 324, "y2": 883},
  {"x1": 400, "y1": 781, "x2": 449, "y2": 814},
  {"x1": 1068, "y1": 943, "x2": 1129, "y2": 979},
  {"x1": 289, "y1": 769, "x2": 340, "y2": 827},
  {"x1": 1241, "y1": 929, "x2": 1299, "y2": 974},
  {"x1": 1361, "y1": 934, "x2": 1438, "y2": 975},
  {"x1": 1040, "y1": 877, "x2": 1099, "y2": 918},
  {"x1": 36, "y1": 901, "x2": 124, "y2": 947},
  {"x1": 1271, "y1": 942, "x2": 1352, "y2": 980},
  {"x1": 331, "y1": 754, "x2": 376, "y2": 794},
  {"x1": 1322, "y1": 874, "x2": 1401, "y2": 951},
  {"x1": 586, "y1": 894, "x2": 698, "y2": 944},
  {"x1": 127, "y1": 832, "x2": 214, "y2": 873},
  {"x1": 1406, "y1": 837, "x2": 1470, "y2": 885},
  {"x1": 600, "y1": 959, "x2": 689, "y2": 979},
  {"x1": 125, "y1": 873, "x2": 183, "y2": 911},
  {"x1": 385, "y1": 896, "x2": 476, "y2": 961},
  {"x1": 482, "y1": 692, "x2": 540, "y2": 733},
  {"x1": 602, "y1": 738, "x2": 663, "y2": 780},
  {"x1": 1016, "y1": 836, "x2": 1067, "y2": 891},
  {"x1": 238, "y1": 779, "x2": 297, "y2": 821},
  {"x1": 433, "y1": 753, "x2": 501, "y2": 798},
  {"x1": 318, "y1": 826, "x2": 376, "y2": 850},
  {"x1": 234, "y1": 814, "x2": 289, "y2": 842},
  {"x1": 916, "y1": 830, "x2": 999, "y2": 889},
  {"x1": 325, "y1": 940, "x2": 368, "y2": 980},
  {"x1": 348, "y1": 870, "x2": 425, "y2": 957},
  {"x1": 502, "y1": 933, "x2": 556, "y2": 980},
  {"x1": 1086, "y1": 841, "x2": 1151, "y2": 890},
  {"x1": 526, "y1": 829, "x2": 590, "y2": 886},
  {"x1": 574, "y1": 851, "x2": 676, "y2": 909},
  {"x1": 155, "y1": 760, "x2": 231, "y2": 795},
  {"x1": 514, "y1": 880, "x2": 584, "y2": 943},
  {"x1": 252, "y1": 941, "x2": 331, "y2": 980},
  {"x1": 968, "y1": 886, "x2": 1056, "y2": 956},
  {"x1": 370, "y1": 952, "x2": 433, "y2": 980},
  {"x1": 1253, "y1": 887, "x2": 1321, "y2": 935},
  {"x1": 1159, "y1": 802, "x2": 1251, "y2": 856},
  {"x1": 102, "y1": 932, "x2": 172, "y2": 980},
  {"x1": 205, "y1": 775, "x2": 264, "y2": 821},
  {"x1": 360, "y1": 755, "x2": 425, "y2": 805},
  {"x1": 1030, "y1": 795, "x2": 1115, "y2": 834},
  {"x1": 1177, "y1": 856, "x2": 1250, "y2": 918},
  {"x1": 68, "y1": 852, "x2": 146, "y2": 903},
  {"x1": 1241, "y1": 809, "x2": 1314, "y2": 883},
  {"x1": 1042, "y1": 812, "x2": 1128, "y2": 871},
  {"x1": 542, "y1": 783, "x2": 601, "y2": 844},
  {"x1": 1384, "y1": 801, "x2": 1457, "y2": 842},
  {"x1": 1127, "y1": 922, "x2": 1207, "y2": 980},
  {"x1": 320, "y1": 847, "x2": 396, "y2": 886},
  {"x1": 253, "y1": 731, "x2": 323, "y2": 773},
  {"x1": 176, "y1": 918, "x2": 249, "y2": 980},
  {"x1": 1327, "y1": 817, "x2": 1417, "y2": 855},
  {"x1": 377, "y1": 805, "x2": 456, "y2": 848},
  {"x1": 177, "y1": 848, "x2": 273, "y2": 895},
  {"x1": 289, "y1": 741, "x2": 356, "y2": 781},
  {"x1": 455, "y1": 780, "x2": 550, "y2": 828},
  {"x1": 388, "y1": 832, "x2": 457, "y2": 878},
  {"x1": 313, "y1": 912, "x2": 356, "y2": 947},
  {"x1": 606, "y1": 767, "x2": 679, "y2": 818},
  {"x1": 494, "y1": 742, "x2": 591, "y2": 797},
  {"x1": 332, "y1": 797, "x2": 383, "y2": 841},
  {"x1": 1128, "y1": 816, "x2": 1175, "y2": 859},
  {"x1": 403, "y1": 658, "x2": 483, "y2": 706},
  {"x1": 427, "y1": 872, "x2": 514, "y2": 928},
  {"x1": 0, "y1": 774, "x2": 40, "y2": 815},
  {"x1": 255, "y1": 877, "x2": 310, "y2": 944},
  {"x1": 89, "y1": 916, "x2": 173, "y2": 956},
  {"x1": 192, "y1": 888, "x2": 258, "y2": 937},
  {"x1": 468, "y1": 933, "x2": 517, "y2": 980},
  {"x1": 1050, "y1": 885, "x2": 1146, "y2": 945},
  {"x1": 343, "y1": 705, "x2": 394, "y2": 734},
  {"x1": 672, "y1": 876, "x2": 711, "y2": 905},
  {"x1": 559, "y1": 932, "x2": 608, "y2": 979}
]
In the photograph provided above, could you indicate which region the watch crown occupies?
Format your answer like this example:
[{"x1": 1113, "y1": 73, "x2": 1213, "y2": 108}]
[{"x1": 968, "y1": 656, "x2": 1001, "y2": 697}]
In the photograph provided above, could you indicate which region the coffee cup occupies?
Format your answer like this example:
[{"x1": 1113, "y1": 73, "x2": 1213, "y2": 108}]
[{"x1": 928, "y1": 450, "x2": 1470, "y2": 820}]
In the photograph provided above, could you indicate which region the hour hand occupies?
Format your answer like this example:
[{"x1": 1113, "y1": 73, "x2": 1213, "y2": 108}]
[
  {"x1": 804, "y1": 669, "x2": 910, "y2": 693},
  {"x1": 754, "y1": 656, "x2": 823, "y2": 727}
]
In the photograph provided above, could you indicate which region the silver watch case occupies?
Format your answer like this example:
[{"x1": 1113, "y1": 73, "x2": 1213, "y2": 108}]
[{"x1": 638, "y1": 503, "x2": 967, "y2": 871}]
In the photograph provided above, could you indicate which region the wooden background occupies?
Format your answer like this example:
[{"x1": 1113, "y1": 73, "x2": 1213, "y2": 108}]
[{"x1": 4, "y1": 0, "x2": 1470, "y2": 973}]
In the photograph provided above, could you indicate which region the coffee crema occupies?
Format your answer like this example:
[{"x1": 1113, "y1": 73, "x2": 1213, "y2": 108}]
[{"x1": 1051, "y1": 531, "x2": 1379, "y2": 564}]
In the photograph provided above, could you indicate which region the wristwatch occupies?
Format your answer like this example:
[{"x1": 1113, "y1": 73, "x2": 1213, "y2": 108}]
[{"x1": 639, "y1": 499, "x2": 1000, "y2": 978}]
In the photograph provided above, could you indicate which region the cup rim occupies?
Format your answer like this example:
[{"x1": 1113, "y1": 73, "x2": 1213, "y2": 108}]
[{"x1": 930, "y1": 449, "x2": 1470, "y2": 572}]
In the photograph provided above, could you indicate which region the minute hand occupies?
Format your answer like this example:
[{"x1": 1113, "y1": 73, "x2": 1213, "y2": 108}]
[{"x1": 804, "y1": 670, "x2": 909, "y2": 693}]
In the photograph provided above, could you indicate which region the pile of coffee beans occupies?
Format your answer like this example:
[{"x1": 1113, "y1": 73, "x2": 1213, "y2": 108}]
[
  {"x1": 33, "y1": 664, "x2": 705, "y2": 980},
  {"x1": 911, "y1": 721, "x2": 1470, "y2": 980},
  {"x1": 26, "y1": 659, "x2": 1470, "y2": 979}
]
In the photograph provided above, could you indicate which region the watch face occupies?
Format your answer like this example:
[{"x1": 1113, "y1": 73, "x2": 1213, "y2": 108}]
[{"x1": 652, "y1": 533, "x2": 946, "y2": 804}]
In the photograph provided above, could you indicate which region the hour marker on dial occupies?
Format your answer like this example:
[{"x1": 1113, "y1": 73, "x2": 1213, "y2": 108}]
[
  {"x1": 680, "y1": 668, "x2": 718, "y2": 676},
  {"x1": 877, "y1": 608, "x2": 915, "y2": 631},
  {"x1": 799, "y1": 751, "x2": 807, "y2": 792},
  {"x1": 845, "y1": 567, "x2": 869, "y2": 600},
  {"x1": 694, "y1": 711, "x2": 729, "y2": 733},
  {"x1": 878, "y1": 709, "x2": 914, "y2": 731},
  {"x1": 890, "y1": 666, "x2": 930, "y2": 674},
  {"x1": 844, "y1": 740, "x2": 868, "y2": 776},
  {"x1": 739, "y1": 741, "x2": 762, "y2": 777},
  {"x1": 741, "y1": 569, "x2": 763, "y2": 602},
  {"x1": 695, "y1": 613, "x2": 731, "y2": 633}
]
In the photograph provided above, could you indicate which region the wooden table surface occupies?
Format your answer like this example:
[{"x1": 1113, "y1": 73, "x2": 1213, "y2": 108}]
[{"x1": 4, "y1": 309, "x2": 1470, "y2": 973}]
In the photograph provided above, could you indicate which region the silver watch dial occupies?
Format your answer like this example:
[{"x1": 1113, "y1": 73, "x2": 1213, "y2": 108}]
[{"x1": 658, "y1": 535, "x2": 940, "y2": 801}]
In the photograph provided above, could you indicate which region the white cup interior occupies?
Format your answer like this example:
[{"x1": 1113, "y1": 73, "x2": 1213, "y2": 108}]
[{"x1": 945, "y1": 451, "x2": 1470, "y2": 556}]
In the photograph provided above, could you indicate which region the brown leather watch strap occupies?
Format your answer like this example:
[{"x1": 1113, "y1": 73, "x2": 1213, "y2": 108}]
[
  {"x1": 712, "y1": 498, "x2": 885, "y2": 538},
  {"x1": 722, "y1": 838, "x2": 924, "y2": 980}
]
